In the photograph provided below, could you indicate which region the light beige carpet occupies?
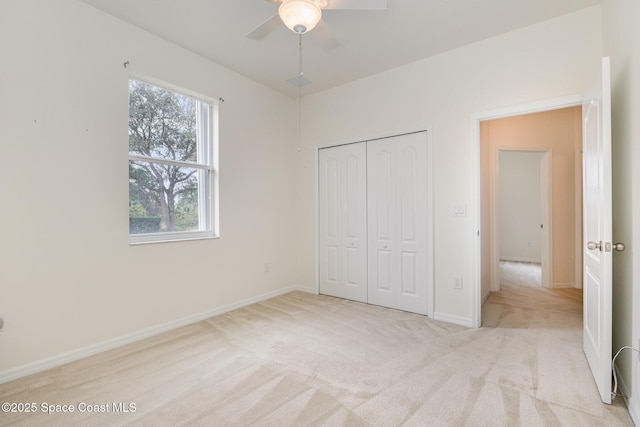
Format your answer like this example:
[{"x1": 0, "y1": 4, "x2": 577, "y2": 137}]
[
  {"x1": 0, "y1": 287, "x2": 633, "y2": 426},
  {"x1": 500, "y1": 261, "x2": 542, "y2": 288}
]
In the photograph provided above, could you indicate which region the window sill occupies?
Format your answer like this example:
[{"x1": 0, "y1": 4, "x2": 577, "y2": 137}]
[{"x1": 129, "y1": 231, "x2": 218, "y2": 245}]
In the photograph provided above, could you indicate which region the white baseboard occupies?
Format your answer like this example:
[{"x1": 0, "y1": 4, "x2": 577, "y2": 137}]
[
  {"x1": 615, "y1": 364, "x2": 639, "y2": 426},
  {"x1": 433, "y1": 311, "x2": 474, "y2": 328},
  {"x1": 482, "y1": 288, "x2": 491, "y2": 305},
  {"x1": 629, "y1": 398, "x2": 640, "y2": 427},
  {"x1": 499, "y1": 257, "x2": 541, "y2": 264},
  {"x1": 294, "y1": 285, "x2": 317, "y2": 295},
  {"x1": 0, "y1": 285, "x2": 314, "y2": 385},
  {"x1": 552, "y1": 282, "x2": 576, "y2": 289}
]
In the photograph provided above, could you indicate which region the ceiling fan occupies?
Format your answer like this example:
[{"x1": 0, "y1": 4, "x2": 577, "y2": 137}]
[{"x1": 246, "y1": 0, "x2": 387, "y2": 52}]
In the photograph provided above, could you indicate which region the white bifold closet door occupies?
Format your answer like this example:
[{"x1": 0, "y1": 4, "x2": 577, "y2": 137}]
[
  {"x1": 318, "y1": 142, "x2": 368, "y2": 303},
  {"x1": 318, "y1": 131, "x2": 430, "y2": 315},
  {"x1": 367, "y1": 132, "x2": 429, "y2": 315}
]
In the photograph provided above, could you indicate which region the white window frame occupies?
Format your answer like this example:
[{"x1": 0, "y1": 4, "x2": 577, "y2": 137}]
[{"x1": 128, "y1": 76, "x2": 219, "y2": 245}]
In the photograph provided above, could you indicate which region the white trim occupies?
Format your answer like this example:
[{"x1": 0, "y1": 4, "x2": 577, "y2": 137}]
[
  {"x1": 425, "y1": 129, "x2": 435, "y2": 318},
  {"x1": 499, "y1": 257, "x2": 542, "y2": 263},
  {"x1": 471, "y1": 114, "x2": 482, "y2": 327},
  {"x1": 433, "y1": 312, "x2": 474, "y2": 328},
  {"x1": 482, "y1": 288, "x2": 491, "y2": 305},
  {"x1": 627, "y1": 395, "x2": 640, "y2": 427},
  {"x1": 552, "y1": 282, "x2": 577, "y2": 289},
  {"x1": 129, "y1": 73, "x2": 219, "y2": 105},
  {"x1": 314, "y1": 147, "x2": 320, "y2": 295},
  {"x1": 129, "y1": 230, "x2": 217, "y2": 245},
  {"x1": 615, "y1": 365, "x2": 640, "y2": 426},
  {"x1": 540, "y1": 150, "x2": 553, "y2": 290},
  {"x1": 128, "y1": 155, "x2": 211, "y2": 170},
  {"x1": 472, "y1": 95, "x2": 584, "y2": 122},
  {"x1": 574, "y1": 143, "x2": 583, "y2": 289},
  {"x1": 629, "y1": 403, "x2": 640, "y2": 427},
  {"x1": 471, "y1": 94, "x2": 583, "y2": 329},
  {"x1": 0, "y1": 286, "x2": 314, "y2": 385},
  {"x1": 293, "y1": 285, "x2": 318, "y2": 295},
  {"x1": 315, "y1": 125, "x2": 433, "y2": 150}
]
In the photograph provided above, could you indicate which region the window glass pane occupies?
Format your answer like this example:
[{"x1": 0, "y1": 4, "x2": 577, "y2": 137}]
[
  {"x1": 128, "y1": 77, "x2": 217, "y2": 243},
  {"x1": 129, "y1": 161, "x2": 204, "y2": 234},
  {"x1": 128, "y1": 79, "x2": 198, "y2": 163}
]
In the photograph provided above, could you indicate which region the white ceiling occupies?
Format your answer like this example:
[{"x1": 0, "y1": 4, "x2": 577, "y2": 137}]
[{"x1": 80, "y1": 0, "x2": 600, "y2": 98}]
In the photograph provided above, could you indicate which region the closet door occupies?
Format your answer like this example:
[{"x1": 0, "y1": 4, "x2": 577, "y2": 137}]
[
  {"x1": 318, "y1": 143, "x2": 368, "y2": 302},
  {"x1": 367, "y1": 132, "x2": 430, "y2": 314}
]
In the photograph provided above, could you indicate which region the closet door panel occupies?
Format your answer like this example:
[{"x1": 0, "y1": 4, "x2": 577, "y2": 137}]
[
  {"x1": 401, "y1": 252, "x2": 418, "y2": 296},
  {"x1": 367, "y1": 145, "x2": 396, "y2": 307},
  {"x1": 321, "y1": 157, "x2": 340, "y2": 291},
  {"x1": 376, "y1": 249, "x2": 392, "y2": 292},
  {"x1": 367, "y1": 132, "x2": 429, "y2": 314},
  {"x1": 326, "y1": 246, "x2": 338, "y2": 283},
  {"x1": 400, "y1": 146, "x2": 418, "y2": 242},
  {"x1": 319, "y1": 143, "x2": 367, "y2": 302},
  {"x1": 395, "y1": 133, "x2": 429, "y2": 314}
]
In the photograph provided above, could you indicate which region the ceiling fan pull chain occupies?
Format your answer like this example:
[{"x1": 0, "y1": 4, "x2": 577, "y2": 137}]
[
  {"x1": 299, "y1": 33, "x2": 304, "y2": 79},
  {"x1": 298, "y1": 33, "x2": 303, "y2": 148}
]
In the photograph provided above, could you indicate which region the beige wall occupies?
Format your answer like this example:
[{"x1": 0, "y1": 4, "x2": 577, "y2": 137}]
[
  {"x1": 602, "y1": 0, "x2": 640, "y2": 421},
  {"x1": 0, "y1": 0, "x2": 298, "y2": 377},
  {"x1": 480, "y1": 107, "x2": 583, "y2": 295}
]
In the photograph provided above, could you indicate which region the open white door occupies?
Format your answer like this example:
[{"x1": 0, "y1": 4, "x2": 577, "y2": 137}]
[{"x1": 582, "y1": 56, "x2": 613, "y2": 404}]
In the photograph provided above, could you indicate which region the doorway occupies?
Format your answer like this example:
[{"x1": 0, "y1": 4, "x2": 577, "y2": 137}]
[
  {"x1": 497, "y1": 150, "x2": 548, "y2": 290},
  {"x1": 473, "y1": 99, "x2": 584, "y2": 327}
]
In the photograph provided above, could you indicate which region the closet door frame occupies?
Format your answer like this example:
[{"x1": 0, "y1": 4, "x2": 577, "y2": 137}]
[{"x1": 314, "y1": 127, "x2": 434, "y2": 318}]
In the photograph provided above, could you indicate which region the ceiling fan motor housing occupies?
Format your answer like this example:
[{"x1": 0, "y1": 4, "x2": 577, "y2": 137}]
[{"x1": 279, "y1": 0, "x2": 322, "y2": 34}]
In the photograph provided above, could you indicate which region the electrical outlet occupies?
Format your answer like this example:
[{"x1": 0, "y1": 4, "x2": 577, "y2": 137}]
[
  {"x1": 264, "y1": 263, "x2": 270, "y2": 273},
  {"x1": 454, "y1": 277, "x2": 463, "y2": 290}
]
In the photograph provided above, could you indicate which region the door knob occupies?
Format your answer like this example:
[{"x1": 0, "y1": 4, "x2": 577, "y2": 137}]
[
  {"x1": 613, "y1": 242, "x2": 626, "y2": 252},
  {"x1": 587, "y1": 241, "x2": 601, "y2": 251}
]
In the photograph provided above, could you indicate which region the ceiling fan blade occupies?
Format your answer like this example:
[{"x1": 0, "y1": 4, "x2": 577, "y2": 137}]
[
  {"x1": 324, "y1": 0, "x2": 387, "y2": 10},
  {"x1": 312, "y1": 19, "x2": 340, "y2": 52},
  {"x1": 246, "y1": 13, "x2": 283, "y2": 40}
]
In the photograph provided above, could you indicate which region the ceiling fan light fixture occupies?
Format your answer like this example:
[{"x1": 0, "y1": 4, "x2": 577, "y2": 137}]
[{"x1": 279, "y1": 0, "x2": 322, "y2": 34}]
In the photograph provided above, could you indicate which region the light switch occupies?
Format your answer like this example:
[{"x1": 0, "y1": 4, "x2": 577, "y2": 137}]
[{"x1": 453, "y1": 204, "x2": 466, "y2": 217}]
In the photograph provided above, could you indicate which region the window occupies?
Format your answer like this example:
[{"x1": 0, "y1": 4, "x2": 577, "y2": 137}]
[{"x1": 128, "y1": 78, "x2": 218, "y2": 244}]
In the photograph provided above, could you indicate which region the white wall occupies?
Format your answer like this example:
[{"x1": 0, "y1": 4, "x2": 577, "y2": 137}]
[
  {"x1": 294, "y1": 7, "x2": 603, "y2": 325},
  {"x1": 499, "y1": 151, "x2": 542, "y2": 262},
  {"x1": 602, "y1": 0, "x2": 640, "y2": 422},
  {"x1": 0, "y1": 0, "x2": 298, "y2": 377}
]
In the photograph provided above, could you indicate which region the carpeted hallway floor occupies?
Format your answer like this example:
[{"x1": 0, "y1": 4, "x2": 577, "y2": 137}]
[
  {"x1": 500, "y1": 261, "x2": 542, "y2": 288},
  {"x1": 0, "y1": 286, "x2": 633, "y2": 426}
]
